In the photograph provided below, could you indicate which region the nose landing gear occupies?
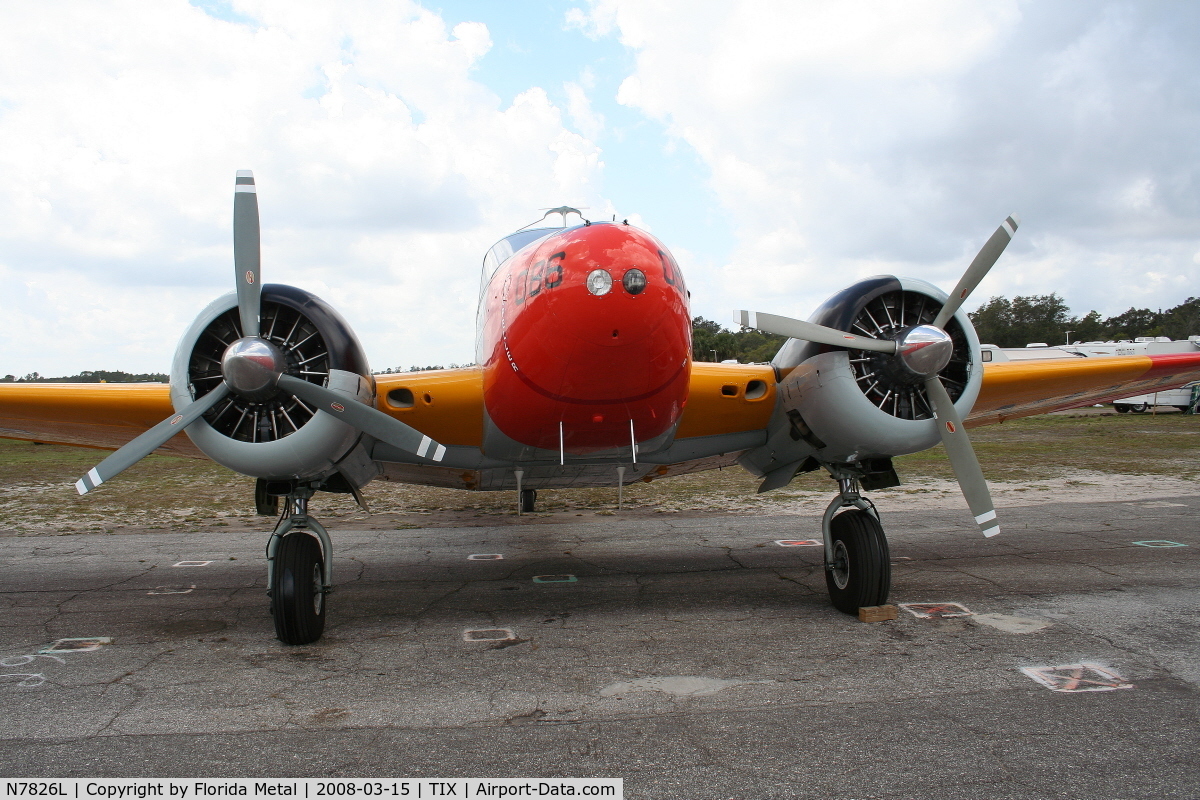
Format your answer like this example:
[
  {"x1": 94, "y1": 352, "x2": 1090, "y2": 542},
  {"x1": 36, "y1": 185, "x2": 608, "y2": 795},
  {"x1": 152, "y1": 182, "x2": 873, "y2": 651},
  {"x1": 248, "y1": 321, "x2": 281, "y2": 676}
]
[
  {"x1": 821, "y1": 477, "x2": 891, "y2": 614},
  {"x1": 267, "y1": 489, "x2": 331, "y2": 644}
]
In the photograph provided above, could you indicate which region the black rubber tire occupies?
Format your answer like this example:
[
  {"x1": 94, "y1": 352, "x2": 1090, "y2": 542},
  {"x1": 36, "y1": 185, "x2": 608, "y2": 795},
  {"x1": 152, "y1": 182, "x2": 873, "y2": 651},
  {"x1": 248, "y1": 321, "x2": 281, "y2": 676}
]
[
  {"x1": 520, "y1": 489, "x2": 537, "y2": 513},
  {"x1": 1114, "y1": 405, "x2": 1129, "y2": 413},
  {"x1": 825, "y1": 509, "x2": 891, "y2": 615},
  {"x1": 272, "y1": 533, "x2": 326, "y2": 645},
  {"x1": 1130, "y1": 403, "x2": 1147, "y2": 413}
]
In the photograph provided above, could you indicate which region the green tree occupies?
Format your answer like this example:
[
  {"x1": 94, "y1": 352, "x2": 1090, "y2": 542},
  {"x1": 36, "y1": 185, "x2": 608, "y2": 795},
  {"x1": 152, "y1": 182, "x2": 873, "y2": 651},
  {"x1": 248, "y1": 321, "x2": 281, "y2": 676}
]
[
  {"x1": 969, "y1": 293, "x2": 1072, "y2": 347},
  {"x1": 1160, "y1": 297, "x2": 1200, "y2": 341},
  {"x1": 970, "y1": 293, "x2": 1200, "y2": 346},
  {"x1": 1102, "y1": 307, "x2": 1162, "y2": 340},
  {"x1": 691, "y1": 316, "x2": 787, "y2": 362}
]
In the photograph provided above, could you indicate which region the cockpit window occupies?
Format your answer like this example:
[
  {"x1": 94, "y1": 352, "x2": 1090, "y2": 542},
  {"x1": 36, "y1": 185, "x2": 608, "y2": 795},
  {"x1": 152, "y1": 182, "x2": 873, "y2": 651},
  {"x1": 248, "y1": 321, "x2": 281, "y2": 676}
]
[
  {"x1": 483, "y1": 229, "x2": 558, "y2": 275},
  {"x1": 479, "y1": 226, "x2": 577, "y2": 299}
]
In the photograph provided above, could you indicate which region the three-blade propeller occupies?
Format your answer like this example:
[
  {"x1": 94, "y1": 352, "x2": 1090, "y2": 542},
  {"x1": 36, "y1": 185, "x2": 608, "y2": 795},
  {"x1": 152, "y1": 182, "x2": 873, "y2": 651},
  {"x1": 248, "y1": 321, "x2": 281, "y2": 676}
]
[
  {"x1": 735, "y1": 215, "x2": 1019, "y2": 537},
  {"x1": 76, "y1": 172, "x2": 446, "y2": 496}
]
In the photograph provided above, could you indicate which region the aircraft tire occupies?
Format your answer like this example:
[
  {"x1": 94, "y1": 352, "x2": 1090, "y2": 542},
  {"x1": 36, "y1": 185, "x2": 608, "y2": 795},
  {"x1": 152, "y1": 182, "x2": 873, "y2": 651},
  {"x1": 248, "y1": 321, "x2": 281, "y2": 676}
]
[
  {"x1": 825, "y1": 509, "x2": 891, "y2": 615},
  {"x1": 520, "y1": 489, "x2": 537, "y2": 513},
  {"x1": 272, "y1": 532, "x2": 326, "y2": 645}
]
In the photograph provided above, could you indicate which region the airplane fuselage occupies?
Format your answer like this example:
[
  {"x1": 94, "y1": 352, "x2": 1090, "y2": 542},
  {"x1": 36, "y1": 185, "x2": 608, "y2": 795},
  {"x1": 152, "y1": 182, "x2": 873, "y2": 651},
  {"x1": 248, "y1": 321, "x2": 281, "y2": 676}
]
[{"x1": 477, "y1": 222, "x2": 692, "y2": 458}]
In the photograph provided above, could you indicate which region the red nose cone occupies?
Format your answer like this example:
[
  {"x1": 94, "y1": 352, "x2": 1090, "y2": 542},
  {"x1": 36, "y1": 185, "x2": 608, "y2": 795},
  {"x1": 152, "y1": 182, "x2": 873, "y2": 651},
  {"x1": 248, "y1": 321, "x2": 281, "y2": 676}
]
[{"x1": 480, "y1": 223, "x2": 691, "y2": 454}]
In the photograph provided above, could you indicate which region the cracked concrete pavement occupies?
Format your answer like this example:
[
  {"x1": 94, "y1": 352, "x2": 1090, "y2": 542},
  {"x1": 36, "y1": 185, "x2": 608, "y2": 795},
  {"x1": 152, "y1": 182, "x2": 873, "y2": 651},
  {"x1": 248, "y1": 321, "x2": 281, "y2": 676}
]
[{"x1": 2, "y1": 496, "x2": 1199, "y2": 799}]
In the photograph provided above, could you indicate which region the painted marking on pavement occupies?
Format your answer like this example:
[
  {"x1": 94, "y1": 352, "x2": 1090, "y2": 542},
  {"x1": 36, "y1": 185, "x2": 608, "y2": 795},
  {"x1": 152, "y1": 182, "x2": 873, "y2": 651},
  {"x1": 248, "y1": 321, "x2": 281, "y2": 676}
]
[
  {"x1": 1133, "y1": 540, "x2": 1187, "y2": 547},
  {"x1": 600, "y1": 676, "x2": 773, "y2": 698},
  {"x1": 775, "y1": 539, "x2": 822, "y2": 547},
  {"x1": 463, "y1": 628, "x2": 516, "y2": 642},
  {"x1": 900, "y1": 602, "x2": 974, "y2": 619},
  {"x1": 532, "y1": 574, "x2": 577, "y2": 583},
  {"x1": 147, "y1": 586, "x2": 196, "y2": 595},
  {"x1": 1020, "y1": 663, "x2": 1132, "y2": 693},
  {"x1": 467, "y1": 554, "x2": 504, "y2": 560},
  {"x1": 172, "y1": 560, "x2": 213, "y2": 567},
  {"x1": 40, "y1": 637, "x2": 112, "y2": 654}
]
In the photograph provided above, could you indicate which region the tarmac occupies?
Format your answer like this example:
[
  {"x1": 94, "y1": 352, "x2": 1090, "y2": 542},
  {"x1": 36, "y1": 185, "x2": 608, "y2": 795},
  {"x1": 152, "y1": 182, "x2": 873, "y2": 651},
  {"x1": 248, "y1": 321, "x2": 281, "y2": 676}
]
[{"x1": 2, "y1": 495, "x2": 1199, "y2": 799}]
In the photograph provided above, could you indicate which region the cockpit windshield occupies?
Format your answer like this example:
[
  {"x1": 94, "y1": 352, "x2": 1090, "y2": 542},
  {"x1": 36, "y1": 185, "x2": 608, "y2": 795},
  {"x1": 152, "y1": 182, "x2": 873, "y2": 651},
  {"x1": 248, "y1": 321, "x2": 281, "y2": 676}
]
[
  {"x1": 483, "y1": 228, "x2": 558, "y2": 275},
  {"x1": 479, "y1": 208, "x2": 590, "y2": 297},
  {"x1": 479, "y1": 227, "x2": 566, "y2": 297}
]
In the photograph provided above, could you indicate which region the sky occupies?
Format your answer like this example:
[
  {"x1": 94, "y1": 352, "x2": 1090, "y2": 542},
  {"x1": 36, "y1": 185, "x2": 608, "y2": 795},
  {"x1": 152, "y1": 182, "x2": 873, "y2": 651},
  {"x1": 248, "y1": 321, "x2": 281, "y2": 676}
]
[{"x1": 1, "y1": 0, "x2": 1198, "y2": 376}]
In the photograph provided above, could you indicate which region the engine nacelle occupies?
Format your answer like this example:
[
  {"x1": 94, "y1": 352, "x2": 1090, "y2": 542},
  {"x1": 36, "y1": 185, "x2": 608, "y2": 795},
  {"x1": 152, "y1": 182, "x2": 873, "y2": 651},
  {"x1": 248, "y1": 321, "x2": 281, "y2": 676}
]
[
  {"x1": 169, "y1": 284, "x2": 374, "y2": 481},
  {"x1": 743, "y1": 276, "x2": 982, "y2": 477}
]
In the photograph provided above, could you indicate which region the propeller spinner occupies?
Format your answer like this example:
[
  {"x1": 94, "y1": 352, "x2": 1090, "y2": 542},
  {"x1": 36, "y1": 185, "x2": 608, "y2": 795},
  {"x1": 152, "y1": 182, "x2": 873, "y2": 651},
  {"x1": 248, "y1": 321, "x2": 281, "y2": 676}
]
[
  {"x1": 76, "y1": 172, "x2": 447, "y2": 496},
  {"x1": 736, "y1": 215, "x2": 1020, "y2": 537}
]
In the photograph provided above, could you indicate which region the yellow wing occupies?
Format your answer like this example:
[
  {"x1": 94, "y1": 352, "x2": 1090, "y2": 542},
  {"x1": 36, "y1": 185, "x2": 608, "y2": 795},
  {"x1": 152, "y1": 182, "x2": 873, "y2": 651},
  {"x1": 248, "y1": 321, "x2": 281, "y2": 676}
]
[
  {"x1": 968, "y1": 352, "x2": 1200, "y2": 427},
  {"x1": 2, "y1": 352, "x2": 1196, "y2": 467},
  {"x1": 0, "y1": 382, "x2": 201, "y2": 456}
]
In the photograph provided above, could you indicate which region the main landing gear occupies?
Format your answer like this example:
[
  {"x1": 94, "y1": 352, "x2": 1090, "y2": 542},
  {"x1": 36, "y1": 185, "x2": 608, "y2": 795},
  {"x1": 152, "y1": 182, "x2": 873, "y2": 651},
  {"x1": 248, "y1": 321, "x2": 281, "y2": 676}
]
[
  {"x1": 821, "y1": 477, "x2": 890, "y2": 614},
  {"x1": 267, "y1": 489, "x2": 331, "y2": 645}
]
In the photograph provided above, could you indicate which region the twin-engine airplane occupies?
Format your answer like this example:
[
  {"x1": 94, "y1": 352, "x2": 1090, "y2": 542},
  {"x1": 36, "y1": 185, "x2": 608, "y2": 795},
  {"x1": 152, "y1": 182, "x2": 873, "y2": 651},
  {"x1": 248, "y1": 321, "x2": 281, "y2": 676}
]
[{"x1": 4, "y1": 171, "x2": 1200, "y2": 645}]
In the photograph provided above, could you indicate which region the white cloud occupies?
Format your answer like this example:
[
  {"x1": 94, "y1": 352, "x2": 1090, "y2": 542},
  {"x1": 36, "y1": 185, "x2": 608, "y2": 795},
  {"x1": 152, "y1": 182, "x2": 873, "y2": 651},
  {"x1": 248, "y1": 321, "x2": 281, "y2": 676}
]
[
  {"x1": 565, "y1": 79, "x2": 605, "y2": 141},
  {"x1": 586, "y1": 0, "x2": 1200, "y2": 323},
  {"x1": 0, "y1": 0, "x2": 606, "y2": 375}
]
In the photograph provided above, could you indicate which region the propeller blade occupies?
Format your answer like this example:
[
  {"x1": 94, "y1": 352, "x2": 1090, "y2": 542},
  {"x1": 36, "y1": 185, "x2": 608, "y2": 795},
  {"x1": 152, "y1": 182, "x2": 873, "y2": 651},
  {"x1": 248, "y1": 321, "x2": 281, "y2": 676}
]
[
  {"x1": 735, "y1": 310, "x2": 898, "y2": 354},
  {"x1": 233, "y1": 170, "x2": 262, "y2": 338},
  {"x1": 923, "y1": 375, "x2": 999, "y2": 537},
  {"x1": 277, "y1": 374, "x2": 448, "y2": 462},
  {"x1": 75, "y1": 384, "x2": 231, "y2": 495},
  {"x1": 932, "y1": 214, "x2": 1020, "y2": 329}
]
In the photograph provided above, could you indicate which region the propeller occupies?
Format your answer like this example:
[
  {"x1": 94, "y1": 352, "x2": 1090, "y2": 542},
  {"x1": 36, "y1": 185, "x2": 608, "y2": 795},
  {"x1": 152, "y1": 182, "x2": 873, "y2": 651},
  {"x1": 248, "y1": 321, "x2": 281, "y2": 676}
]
[
  {"x1": 735, "y1": 311, "x2": 897, "y2": 354},
  {"x1": 735, "y1": 215, "x2": 1019, "y2": 536},
  {"x1": 233, "y1": 170, "x2": 262, "y2": 338},
  {"x1": 933, "y1": 215, "x2": 1019, "y2": 329},
  {"x1": 74, "y1": 384, "x2": 230, "y2": 495},
  {"x1": 923, "y1": 374, "x2": 999, "y2": 537},
  {"x1": 77, "y1": 171, "x2": 447, "y2": 495}
]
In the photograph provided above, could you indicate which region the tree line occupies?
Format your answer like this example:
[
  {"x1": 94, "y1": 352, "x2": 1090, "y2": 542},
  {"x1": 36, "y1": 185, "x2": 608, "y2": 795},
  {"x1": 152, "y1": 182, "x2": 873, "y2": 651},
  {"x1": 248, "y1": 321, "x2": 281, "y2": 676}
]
[
  {"x1": 1, "y1": 370, "x2": 169, "y2": 383},
  {"x1": 691, "y1": 317, "x2": 787, "y2": 363},
  {"x1": 691, "y1": 294, "x2": 1200, "y2": 361},
  {"x1": 968, "y1": 295, "x2": 1200, "y2": 348}
]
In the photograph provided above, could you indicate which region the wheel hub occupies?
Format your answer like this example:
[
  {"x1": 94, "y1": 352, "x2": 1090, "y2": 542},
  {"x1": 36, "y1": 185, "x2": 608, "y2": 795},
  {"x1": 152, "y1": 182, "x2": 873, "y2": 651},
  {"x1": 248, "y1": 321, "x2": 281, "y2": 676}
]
[{"x1": 830, "y1": 540, "x2": 850, "y2": 590}]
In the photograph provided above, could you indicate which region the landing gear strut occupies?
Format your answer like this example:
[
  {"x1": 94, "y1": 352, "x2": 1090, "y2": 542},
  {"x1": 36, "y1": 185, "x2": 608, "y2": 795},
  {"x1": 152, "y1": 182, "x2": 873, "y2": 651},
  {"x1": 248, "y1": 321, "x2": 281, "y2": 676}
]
[
  {"x1": 821, "y1": 477, "x2": 890, "y2": 614},
  {"x1": 267, "y1": 489, "x2": 331, "y2": 644}
]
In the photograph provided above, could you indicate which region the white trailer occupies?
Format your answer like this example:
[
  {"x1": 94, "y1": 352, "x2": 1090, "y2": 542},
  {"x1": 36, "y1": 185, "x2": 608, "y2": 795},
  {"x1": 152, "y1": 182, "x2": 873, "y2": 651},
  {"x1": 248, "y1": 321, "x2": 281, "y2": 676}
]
[{"x1": 1112, "y1": 382, "x2": 1200, "y2": 413}]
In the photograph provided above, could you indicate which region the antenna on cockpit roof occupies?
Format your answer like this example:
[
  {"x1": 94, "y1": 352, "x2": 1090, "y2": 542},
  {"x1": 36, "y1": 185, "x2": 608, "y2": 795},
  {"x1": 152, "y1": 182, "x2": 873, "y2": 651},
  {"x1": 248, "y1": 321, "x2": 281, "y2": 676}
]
[{"x1": 516, "y1": 206, "x2": 590, "y2": 231}]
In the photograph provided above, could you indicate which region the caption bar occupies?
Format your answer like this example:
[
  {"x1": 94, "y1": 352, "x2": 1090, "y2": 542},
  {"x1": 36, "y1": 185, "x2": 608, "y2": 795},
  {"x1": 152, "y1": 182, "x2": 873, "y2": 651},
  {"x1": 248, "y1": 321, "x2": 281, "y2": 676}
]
[{"x1": 2, "y1": 780, "x2": 622, "y2": 800}]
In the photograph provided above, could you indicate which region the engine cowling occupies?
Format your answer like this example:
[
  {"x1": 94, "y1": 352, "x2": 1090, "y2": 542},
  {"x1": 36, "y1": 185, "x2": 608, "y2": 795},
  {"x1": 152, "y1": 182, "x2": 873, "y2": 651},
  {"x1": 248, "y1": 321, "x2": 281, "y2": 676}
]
[
  {"x1": 169, "y1": 284, "x2": 374, "y2": 480},
  {"x1": 747, "y1": 276, "x2": 982, "y2": 473}
]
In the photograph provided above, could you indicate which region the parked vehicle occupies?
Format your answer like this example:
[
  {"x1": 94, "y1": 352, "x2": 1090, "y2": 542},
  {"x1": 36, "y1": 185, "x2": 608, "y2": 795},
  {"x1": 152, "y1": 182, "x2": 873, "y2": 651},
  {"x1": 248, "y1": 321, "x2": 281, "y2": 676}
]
[{"x1": 1113, "y1": 382, "x2": 1200, "y2": 413}]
